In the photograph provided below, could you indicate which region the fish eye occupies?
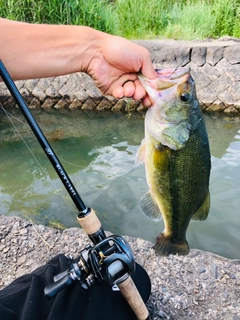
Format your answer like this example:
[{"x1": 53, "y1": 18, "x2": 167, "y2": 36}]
[{"x1": 180, "y1": 92, "x2": 190, "y2": 102}]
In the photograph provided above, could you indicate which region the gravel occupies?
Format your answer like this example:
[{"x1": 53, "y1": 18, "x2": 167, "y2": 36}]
[{"x1": 0, "y1": 215, "x2": 239, "y2": 320}]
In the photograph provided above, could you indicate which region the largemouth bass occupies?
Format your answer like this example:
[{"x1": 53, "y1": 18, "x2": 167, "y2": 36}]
[{"x1": 136, "y1": 67, "x2": 211, "y2": 256}]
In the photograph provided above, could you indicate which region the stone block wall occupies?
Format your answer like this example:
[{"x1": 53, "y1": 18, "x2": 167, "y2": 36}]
[{"x1": 0, "y1": 38, "x2": 240, "y2": 113}]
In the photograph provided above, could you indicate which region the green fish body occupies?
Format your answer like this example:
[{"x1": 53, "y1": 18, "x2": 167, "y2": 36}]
[{"x1": 137, "y1": 68, "x2": 211, "y2": 256}]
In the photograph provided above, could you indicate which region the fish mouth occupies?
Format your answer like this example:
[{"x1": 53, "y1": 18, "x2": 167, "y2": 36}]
[
  {"x1": 155, "y1": 66, "x2": 190, "y2": 80},
  {"x1": 138, "y1": 66, "x2": 190, "y2": 82},
  {"x1": 138, "y1": 67, "x2": 190, "y2": 98}
]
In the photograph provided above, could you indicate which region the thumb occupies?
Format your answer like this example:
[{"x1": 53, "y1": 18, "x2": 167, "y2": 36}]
[
  {"x1": 140, "y1": 50, "x2": 157, "y2": 80},
  {"x1": 141, "y1": 61, "x2": 157, "y2": 80}
]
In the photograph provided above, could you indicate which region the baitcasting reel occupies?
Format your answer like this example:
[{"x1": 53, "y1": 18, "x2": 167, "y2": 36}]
[{"x1": 44, "y1": 235, "x2": 135, "y2": 299}]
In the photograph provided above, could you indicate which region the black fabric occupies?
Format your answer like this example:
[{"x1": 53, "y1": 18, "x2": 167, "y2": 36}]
[{"x1": 0, "y1": 254, "x2": 151, "y2": 320}]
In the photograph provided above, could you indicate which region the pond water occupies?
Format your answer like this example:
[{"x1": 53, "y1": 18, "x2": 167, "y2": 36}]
[{"x1": 0, "y1": 107, "x2": 239, "y2": 259}]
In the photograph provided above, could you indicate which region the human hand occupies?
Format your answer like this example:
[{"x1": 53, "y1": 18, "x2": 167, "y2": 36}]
[{"x1": 86, "y1": 34, "x2": 157, "y2": 107}]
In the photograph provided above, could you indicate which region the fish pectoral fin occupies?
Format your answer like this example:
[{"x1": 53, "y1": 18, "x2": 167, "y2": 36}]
[
  {"x1": 139, "y1": 191, "x2": 162, "y2": 222},
  {"x1": 192, "y1": 191, "x2": 210, "y2": 221},
  {"x1": 135, "y1": 139, "x2": 146, "y2": 166}
]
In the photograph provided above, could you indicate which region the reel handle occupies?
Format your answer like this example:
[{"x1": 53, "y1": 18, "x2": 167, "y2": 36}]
[
  {"x1": 117, "y1": 274, "x2": 150, "y2": 320},
  {"x1": 44, "y1": 274, "x2": 73, "y2": 299}
]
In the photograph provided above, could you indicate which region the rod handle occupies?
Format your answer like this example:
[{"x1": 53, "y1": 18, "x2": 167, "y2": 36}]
[
  {"x1": 77, "y1": 208, "x2": 101, "y2": 235},
  {"x1": 117, "y1": 275, "x2": 150, "y2": 320}
]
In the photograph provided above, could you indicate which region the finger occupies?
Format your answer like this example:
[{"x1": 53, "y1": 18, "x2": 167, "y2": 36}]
[
  {"x1": 132, "y1": 79, "x2": 146, "y2": 101},
  {"x1": 123, "y1": 81, "x2": 135, "y2": 97},
  {"x1": 140, "y1": 51, "x2": 157, "y2": 80},
  {"x1": 112, "y1": 85, "x2": 124, "y2": 99},
  {"x1": 142, "y1": 95, "x2": 153, "y2": 107},
  {"x1": 106, "y1": 73, "x2": 137, "y2": 96}
]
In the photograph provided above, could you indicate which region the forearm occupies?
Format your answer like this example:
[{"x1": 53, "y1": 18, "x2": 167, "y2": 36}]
[{"x1": 0, "y1": 18, "x2": 104, "y2": 80}]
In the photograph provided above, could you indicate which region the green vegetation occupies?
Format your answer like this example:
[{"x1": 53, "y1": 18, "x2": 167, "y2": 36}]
[
  {"x1": 0, "y1": 0, "x2": 118, "y2": 33},
  {"x1": 0, "y1": 0, "x2": 239, "y2": 39}
]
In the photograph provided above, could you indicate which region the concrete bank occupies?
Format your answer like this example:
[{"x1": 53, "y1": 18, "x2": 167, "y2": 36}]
[
  {"x1": 0, "y1": 38, "x2": 240, "y2": 114},
  {"x1": 0, "y1": 215, "x2": 239, "y2": 320}
]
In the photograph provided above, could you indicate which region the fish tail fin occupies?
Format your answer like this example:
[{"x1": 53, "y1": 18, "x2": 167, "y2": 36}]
[{"x1": 154, "y1": 234, "x2": 189, "y2": 256}]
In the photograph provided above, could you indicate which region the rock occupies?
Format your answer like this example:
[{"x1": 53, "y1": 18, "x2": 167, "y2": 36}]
[
  {"x1": 54, "y1": 98, "x2": 69, "y2": 109},
  {"x1": 111, "y1": 99, "x2": 127, "y2": 111},
  {"x1": 224, "y1": 106, "x2": 239, "y2": 114},
  {"x1": 191, "y1": 46, "x2": 207, "y2": 66},
  {"x1": 32, "y1": 85, "x2": 47, "y2": 102},
  {"x1": 69, "y1": 98, "x2": 83, "y2": 110},
  {"x1": 201, "y1": 63, "x2": 220, "y2": 81},
  {"x1": 81, "y1": 98, "x2": 97, "y2": 110},
  {"x1": 206, "y1": 46, "x2": 224, "y2": 66},
  {"x1": 41, "y1": 97, "x2": 57, "y2": 109},
  {"x1": 197, "y1": 87, "x2": 218, "y2": 107},
  {"x1": 151, "y1": 44, "x2": 191, "y2": 68},
  {"x1": 96, "y1": 97, "x2": 113, "y2": 110},
  {"x1": 206, "y1": 100, "x2": 226, "y2": 112},
  {"x1": 38, "y1": 78, "x2": 54, "y2": 92},
  {"x1": 218, "y1": 90, "x2": 235, "y2": 106},
  {"x1": 29, "y1": 97, "x2": 41, "y2": 109},
  {"x1": 192, "y1": 71, "x2": 212, "y2": 91},
  {"x1": 235, "y1": 100, "x2": 240, "y2": 111},
  {"x1": 51, "y1": 75, "x2": 69, "y2": 91},
  {"x1": 228, "y1": 82, "x2": 240, "y2": 101},
  {"x1": 226, "y1": 64, "x2": 240, "y2": 81},
  {"x1": 24, "y1": 79, "x2": 39, "y2": 93},
  {"x1": 224, "y1": 44, "x2": 240, "y2": 64},
  {"x1": 45, "y1": 85, "x2": 60, "y2": 99},
  {"x1": 208, "y1": 74, "x2": 231, "y2": 95}
]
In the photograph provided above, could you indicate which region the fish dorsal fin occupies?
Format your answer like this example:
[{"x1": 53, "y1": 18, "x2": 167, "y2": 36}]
[
  {"x1": 192, "y1": 191, "x2": 210, "y2": 221},
  {"x1": 135, "y1": 138, "x2": 146, "y2": 166},
  {"x1": 139, "y1": 191, "x2": 162, "y2": 222}
]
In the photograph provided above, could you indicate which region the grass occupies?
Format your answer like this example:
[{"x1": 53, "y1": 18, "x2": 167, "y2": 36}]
[
  {"x1": 0, "y1": 0, "x2": 239, "y2": 39},
  {"x1": 164, "y1": 2, "x2": 216, "y2": 40},
  {"x1": 211, "y1": 0, "x2": 239, "y2": 37},
  {"x1": 115, "y1": 0, "x2": 169, "y2": 39},
  {"x1": 0, "y1": 0, "x2": 118, "y2": 33}
]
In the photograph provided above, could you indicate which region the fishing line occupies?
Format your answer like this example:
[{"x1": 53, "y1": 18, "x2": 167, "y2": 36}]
[
  {"x1": 1, "y1": 106, "x2": 85, "y2": 169},
  {"x1": 1, "y1": 107, "x2": 28, "y2": 126},
  {"x1": 0, "y1": 103, "x2": 78, "y2": 215},
  {"x1": 166, "y1": 60, "x2": 186, "y2": 78},
  {"x1": 57, "y1": 155, "x2": 86, "y2": 169}
]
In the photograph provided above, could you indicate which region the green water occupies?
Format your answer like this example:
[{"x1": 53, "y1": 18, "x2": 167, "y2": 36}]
[{"x1": 0, "y1": 108, "x2": 239, "y2": 259}]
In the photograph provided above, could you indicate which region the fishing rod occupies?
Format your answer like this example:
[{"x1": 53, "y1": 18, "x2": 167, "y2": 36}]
[{"x1": 0, "y1": 60, "x2": 151, "y2": 320}]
